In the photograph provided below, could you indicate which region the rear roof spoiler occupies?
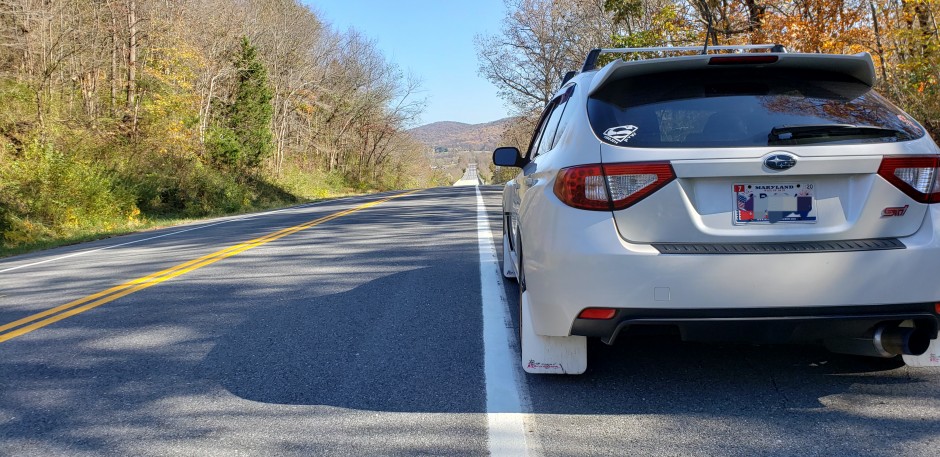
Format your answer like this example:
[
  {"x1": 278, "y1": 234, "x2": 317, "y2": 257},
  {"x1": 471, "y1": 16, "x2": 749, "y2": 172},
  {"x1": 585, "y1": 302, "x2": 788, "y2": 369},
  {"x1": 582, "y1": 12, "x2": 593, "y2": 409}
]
[
  {"x1": 560, "y1": 70, "x2": 577, "y2": 86},
  {"x1": 581, "y1": 44, "x2": 788, "y2": 72},
  {"x1": 586, "y1": 51, "x2": 877, "y2": 97}
]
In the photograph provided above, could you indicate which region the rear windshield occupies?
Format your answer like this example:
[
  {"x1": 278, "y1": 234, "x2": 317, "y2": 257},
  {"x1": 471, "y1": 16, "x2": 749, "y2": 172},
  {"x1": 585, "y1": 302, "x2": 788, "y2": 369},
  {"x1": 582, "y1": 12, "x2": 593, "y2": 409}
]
[{"x1": 588, "y1": 68, "x2": 925, "y2": 148}]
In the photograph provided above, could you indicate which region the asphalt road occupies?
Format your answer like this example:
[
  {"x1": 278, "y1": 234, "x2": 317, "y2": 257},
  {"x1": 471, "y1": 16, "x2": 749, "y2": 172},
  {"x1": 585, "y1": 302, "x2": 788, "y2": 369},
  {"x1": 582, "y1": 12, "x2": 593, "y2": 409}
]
[
  {"x1": 454, "y1": 163, "x2": 482, "y2": 186},
  {"x1": 1, "y1": 186, "x2": 938, "y2": 456}
]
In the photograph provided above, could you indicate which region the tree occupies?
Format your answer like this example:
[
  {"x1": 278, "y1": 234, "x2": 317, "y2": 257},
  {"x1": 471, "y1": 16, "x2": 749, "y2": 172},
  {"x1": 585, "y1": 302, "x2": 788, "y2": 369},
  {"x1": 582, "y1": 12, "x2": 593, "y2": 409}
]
[
  {"x1": 604, "y1": 0, "x2": 694, "y2": 48},
  {"x1": 880, "y1": 0, "x2": 940, "y2": 136},
  {"x1": 0, "y1": 0, "x2": 441, "y2": 250},
  {"x1": 210, "y1": 37, "x2": 274, "y2": 171},
  {"x1": 476, "y1": 0, "x2": 613, "y2": 115}
]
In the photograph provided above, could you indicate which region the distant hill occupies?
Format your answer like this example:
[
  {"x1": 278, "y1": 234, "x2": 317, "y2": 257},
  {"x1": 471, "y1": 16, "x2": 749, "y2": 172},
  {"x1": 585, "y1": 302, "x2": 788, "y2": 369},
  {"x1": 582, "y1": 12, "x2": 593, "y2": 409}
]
[{"x1": 408, "y1": 117, "x2": 516, "y2": 152}]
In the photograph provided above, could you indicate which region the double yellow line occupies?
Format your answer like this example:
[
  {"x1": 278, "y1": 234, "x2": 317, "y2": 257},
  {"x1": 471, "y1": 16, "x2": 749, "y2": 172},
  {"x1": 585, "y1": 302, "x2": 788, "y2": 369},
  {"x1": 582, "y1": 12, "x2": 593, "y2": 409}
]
[{"x1": 0, "y1": 191, "x2": 418, "y2": 344}]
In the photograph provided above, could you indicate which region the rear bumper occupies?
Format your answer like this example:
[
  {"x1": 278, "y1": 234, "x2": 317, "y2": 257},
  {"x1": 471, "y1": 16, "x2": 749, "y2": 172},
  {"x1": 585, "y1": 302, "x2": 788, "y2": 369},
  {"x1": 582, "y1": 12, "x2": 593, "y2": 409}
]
[
  {"x1": 570, "y1": 303, "x2": 940, "y2": 345},
  {"x1": 520, "y1": 202, "x2": 940, "y2": 337}
]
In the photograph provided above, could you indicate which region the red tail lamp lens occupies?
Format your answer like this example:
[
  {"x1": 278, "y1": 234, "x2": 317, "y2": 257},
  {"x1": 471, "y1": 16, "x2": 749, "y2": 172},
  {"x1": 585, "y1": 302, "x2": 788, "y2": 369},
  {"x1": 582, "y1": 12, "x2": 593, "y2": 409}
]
[
  {"x1": 554, "y1": 162, "x2": 675, "y2": 211},
  {"x1": 578, "y1": 308, "x2": 616, "y2": 320},
  {"x1": 553, "y1": 164, "x2": 610, "y2": 211},
  {"x1": 603, "y1": 163, "x2": 676, "y2": 210},
  {"x1": 877, "y1": 156, "x2": 940, "y2": 203},
  {"x1": 935, "y1": 303, "x2": 940, "y2": 314}
]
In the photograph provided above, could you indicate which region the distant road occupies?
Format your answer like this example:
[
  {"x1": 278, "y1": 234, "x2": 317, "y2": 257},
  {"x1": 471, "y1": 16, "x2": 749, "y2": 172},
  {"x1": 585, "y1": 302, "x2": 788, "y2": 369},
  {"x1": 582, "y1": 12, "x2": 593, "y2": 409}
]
[
  {"x1": 454, "y1": 163, "x2": 483, "y2": 186},
  {"x1": 1, "y1": 187, "x2": 938, "y2": 456}
]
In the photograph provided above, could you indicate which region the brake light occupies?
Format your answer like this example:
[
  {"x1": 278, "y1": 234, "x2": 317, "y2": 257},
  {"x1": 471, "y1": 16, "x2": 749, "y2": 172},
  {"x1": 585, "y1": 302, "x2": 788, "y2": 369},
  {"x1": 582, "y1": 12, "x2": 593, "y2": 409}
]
[
  {"x1": 553, "y1": 162, "x2": 675, "y2": 211},
  {"x1": 553, "y1": 164, "x2": 610, "y2": 210},
  {"x1": 708, "y1": 55, "x2": 779, "y2": 65},
  {"x1": 877, "y1": 156, "x2": 940, "y2": 203}
]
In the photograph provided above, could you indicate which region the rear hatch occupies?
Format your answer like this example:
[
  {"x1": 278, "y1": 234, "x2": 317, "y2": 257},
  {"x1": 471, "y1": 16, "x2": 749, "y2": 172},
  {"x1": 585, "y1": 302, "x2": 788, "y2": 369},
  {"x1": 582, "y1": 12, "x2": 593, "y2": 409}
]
[{"x1": 587, "y1": 54, "x2": 936, "y2": 244}]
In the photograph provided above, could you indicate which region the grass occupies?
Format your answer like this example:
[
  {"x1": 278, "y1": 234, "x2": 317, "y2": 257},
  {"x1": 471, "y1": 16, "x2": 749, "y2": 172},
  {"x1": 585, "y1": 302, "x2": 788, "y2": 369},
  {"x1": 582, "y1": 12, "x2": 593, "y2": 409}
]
[
  {"x1": 0, "y1": 146, "x2": 382, "y2": 260},
  {"x1": 0, "y1": 219, "x2": 183, "y2": 258},
  {"x1": 0, "y1": 191, "x2": 368, "y2": 259}
]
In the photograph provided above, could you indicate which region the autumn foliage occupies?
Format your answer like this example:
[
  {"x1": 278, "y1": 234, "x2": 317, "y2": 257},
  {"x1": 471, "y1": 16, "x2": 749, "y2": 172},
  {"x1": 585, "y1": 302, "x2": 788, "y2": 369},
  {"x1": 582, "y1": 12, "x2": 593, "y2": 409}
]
[
  {"x1": 0, "y1": 0, "x2": 440, "y2": 253},
  {"x1": 480, "y1": 0, "x2": 940, "y2": 162}
]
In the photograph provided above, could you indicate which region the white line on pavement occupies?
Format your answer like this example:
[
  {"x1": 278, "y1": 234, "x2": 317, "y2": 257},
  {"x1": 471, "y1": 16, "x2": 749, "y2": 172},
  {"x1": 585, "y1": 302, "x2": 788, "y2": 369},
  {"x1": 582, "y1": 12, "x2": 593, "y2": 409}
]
[
  {"x1": 0, "y1": 196, "x2": 359, "y2": 274},
  {"x1": 476, "y1": 185, "x2": 531, "y2": 456},
  {"x1": 0, "y1": 219, "x2": 242, "y2": 274}
]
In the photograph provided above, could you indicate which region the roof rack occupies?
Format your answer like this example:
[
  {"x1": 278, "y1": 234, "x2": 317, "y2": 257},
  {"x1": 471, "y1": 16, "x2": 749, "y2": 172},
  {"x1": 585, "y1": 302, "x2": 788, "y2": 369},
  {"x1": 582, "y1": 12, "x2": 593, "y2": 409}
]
[{"x1": 580, "y1": 44, "x2": 787, "y2": 72}]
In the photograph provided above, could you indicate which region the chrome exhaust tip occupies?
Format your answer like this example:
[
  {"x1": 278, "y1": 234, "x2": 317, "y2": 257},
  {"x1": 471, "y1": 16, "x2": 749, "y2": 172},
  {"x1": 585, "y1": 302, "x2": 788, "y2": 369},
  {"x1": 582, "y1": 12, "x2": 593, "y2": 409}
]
[
  {"x1": 874, "y1": 325, "x2": 931, "y2": 357},
  {"x1": 825, "y1": 323, "x2": 932, "y2": 358}
]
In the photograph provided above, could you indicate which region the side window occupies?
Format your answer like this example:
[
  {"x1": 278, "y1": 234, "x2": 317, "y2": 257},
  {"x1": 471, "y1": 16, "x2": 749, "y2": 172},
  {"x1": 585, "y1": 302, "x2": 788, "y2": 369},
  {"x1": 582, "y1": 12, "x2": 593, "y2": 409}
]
[
  {"x1": 526, "y1": 100, "x2": 558, "y2": 158},
  {"x1": 531, "y1": 85, "x2": 575, "y2": 158},
  {"x1": 535, "y1": 98, "x2": 566, "y2": 157},
  {"x1": 546, "y1": 85, "x2": 576, "y2": 151}
]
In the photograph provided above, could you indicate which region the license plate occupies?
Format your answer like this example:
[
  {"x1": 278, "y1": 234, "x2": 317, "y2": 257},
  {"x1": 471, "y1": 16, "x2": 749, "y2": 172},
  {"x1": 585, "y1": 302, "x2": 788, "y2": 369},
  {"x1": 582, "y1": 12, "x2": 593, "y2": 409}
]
[{"x1": 733, "y1": 183, "x2": 817, "y2": 224}]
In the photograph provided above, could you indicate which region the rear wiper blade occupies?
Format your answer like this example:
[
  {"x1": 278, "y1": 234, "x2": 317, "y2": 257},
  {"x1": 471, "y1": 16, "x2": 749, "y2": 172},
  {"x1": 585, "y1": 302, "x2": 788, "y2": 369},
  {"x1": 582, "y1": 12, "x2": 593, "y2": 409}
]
[{"x1": 769, "y1": 124, "x2": 908, "y2": 144}]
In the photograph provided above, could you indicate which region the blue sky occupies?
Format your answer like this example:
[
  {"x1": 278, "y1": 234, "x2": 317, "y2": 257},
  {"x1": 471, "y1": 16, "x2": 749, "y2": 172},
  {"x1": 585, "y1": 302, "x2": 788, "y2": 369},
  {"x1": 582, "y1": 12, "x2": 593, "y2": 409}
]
[{"x1": 302, "y1": 0, "x2": 510, "y2": 126}]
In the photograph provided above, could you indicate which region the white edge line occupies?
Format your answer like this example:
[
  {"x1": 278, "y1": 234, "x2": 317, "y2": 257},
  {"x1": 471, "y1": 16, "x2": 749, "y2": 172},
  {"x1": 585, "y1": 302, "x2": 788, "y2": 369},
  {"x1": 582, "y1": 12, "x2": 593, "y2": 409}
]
[
  {"x1": 0, "y1": 195, "x2": 360, "y2": 274},
  {"x1": 477, "y1": 185, "x2": 531, "y2": 457},
  {"x1": 0, "y1": 219, "x2": 239, "y2": 274}
]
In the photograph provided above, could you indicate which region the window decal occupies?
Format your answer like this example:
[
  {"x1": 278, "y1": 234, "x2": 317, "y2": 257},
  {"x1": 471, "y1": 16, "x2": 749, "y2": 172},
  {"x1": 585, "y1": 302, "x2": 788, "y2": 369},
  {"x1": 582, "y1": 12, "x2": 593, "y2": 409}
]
[{"x1": 603, "y1": 125, "x2": 639, "y2": 144}]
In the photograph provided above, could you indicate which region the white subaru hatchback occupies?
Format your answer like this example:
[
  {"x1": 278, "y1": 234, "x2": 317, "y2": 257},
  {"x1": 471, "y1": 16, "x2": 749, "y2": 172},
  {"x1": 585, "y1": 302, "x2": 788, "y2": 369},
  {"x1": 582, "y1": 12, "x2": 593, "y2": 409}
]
[{"x1": 494, "y1": 45, "x2": 940, "y2": 375}]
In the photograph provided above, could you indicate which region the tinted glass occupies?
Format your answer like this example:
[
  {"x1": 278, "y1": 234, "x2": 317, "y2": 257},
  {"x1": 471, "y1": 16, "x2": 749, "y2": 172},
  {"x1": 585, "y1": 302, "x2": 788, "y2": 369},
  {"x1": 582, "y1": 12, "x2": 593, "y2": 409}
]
[
  {"x1": 527, "y1": 99, "x2": 556, "y2": 157},
  {"x1": 588, "y1": 68, "x2": 925, "y2": 148},
  {"x1": 548, "y1": 85, "x2": 577, "y2": 150},
  {"x1": 536, "y1": 95, "x2": 567, "y2": 157}
]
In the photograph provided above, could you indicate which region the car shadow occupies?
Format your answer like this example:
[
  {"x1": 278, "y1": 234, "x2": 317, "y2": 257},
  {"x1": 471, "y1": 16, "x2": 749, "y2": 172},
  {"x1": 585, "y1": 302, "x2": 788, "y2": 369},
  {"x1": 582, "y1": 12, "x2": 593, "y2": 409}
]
[
  {"x1": 204, "y1": 262, "x2": 938, "y2": 418},
  {"x1": 202, "y1": 264, "x2": 487, "y2": 413}
]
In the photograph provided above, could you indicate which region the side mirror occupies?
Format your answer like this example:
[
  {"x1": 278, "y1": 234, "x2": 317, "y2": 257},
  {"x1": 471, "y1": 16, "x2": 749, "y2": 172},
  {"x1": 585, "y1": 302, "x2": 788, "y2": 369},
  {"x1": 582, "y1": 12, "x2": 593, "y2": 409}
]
[{"x1": 492, "y1": 147, "x2": 526, "y2": 168}]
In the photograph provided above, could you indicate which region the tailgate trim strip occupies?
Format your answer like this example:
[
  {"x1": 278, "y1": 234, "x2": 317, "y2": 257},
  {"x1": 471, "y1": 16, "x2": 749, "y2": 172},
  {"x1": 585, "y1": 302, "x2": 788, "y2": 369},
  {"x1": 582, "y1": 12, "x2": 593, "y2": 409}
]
[{"x1": 652, "y1": 238, "x2": 905, "y2": 254}]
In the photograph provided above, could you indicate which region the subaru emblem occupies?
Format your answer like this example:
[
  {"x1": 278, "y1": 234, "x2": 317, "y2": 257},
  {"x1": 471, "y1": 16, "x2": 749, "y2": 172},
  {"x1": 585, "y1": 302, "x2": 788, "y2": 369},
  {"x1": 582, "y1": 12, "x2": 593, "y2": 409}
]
[{"x1": 764, "y1": 154, "x2": 797, "y2": 171}]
